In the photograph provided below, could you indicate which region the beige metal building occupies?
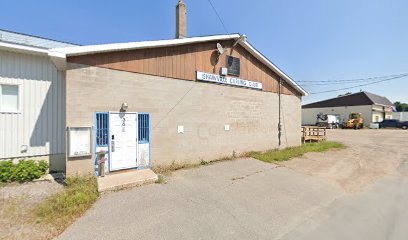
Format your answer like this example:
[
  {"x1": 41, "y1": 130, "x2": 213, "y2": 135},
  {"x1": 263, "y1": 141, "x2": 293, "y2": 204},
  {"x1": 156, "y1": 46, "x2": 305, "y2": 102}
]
[{"x1": 302, "y1": 91, "x2": 393, "y2": 126}]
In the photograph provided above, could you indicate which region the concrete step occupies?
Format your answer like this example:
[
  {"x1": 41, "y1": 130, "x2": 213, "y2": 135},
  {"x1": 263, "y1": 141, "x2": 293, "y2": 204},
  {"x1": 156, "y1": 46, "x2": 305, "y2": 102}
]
[{"x1": 97, "y1": 169, "x2": 158, "y2": 192}]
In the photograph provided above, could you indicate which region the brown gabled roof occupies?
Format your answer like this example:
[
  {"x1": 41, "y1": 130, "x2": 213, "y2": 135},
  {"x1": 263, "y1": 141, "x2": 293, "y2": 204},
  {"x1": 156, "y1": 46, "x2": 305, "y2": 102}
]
[
  {"x1": 49, "y1": 34, "x2": 307, "y2": 96},
  {"x1": 302, "y1": 91, "x2": 393, "y2": 109}
]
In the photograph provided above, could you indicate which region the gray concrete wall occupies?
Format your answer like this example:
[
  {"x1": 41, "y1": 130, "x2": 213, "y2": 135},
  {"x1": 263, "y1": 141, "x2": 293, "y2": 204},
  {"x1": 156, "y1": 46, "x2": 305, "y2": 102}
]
[{"x1": 65, "y1": 65, "x2": 301, "y2": 176}]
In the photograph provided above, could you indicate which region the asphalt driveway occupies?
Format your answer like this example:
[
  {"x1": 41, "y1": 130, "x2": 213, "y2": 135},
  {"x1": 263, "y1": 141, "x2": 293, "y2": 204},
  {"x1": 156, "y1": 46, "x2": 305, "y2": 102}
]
[{"x1": 59, "y1": 129, "x2": 408, "y2": 240}]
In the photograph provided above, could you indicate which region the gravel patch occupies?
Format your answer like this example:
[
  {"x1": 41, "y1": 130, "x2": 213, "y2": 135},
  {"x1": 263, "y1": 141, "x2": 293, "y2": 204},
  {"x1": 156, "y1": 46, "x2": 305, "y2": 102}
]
[
  {"x1": 283, "y1": 129, "x2": 408, "y2": 193},
  {"x1": 0, "y1": 179, "x2": 64, "y2": 240}
]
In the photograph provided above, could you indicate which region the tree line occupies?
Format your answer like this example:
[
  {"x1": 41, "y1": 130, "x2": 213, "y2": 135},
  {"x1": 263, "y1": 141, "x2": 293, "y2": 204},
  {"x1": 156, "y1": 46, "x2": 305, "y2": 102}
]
[{"x1": 394, "y1": 102, "x2": 408, "y2": 111}]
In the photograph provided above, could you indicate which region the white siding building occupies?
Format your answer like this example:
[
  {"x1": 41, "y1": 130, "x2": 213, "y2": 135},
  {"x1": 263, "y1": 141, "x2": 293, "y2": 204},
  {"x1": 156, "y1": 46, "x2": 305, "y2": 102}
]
[
  {"x1": 0, "y1": 29, "x2": 77, "y2": 171},
  {"x1": 302, "y1": 92, "x2": 393, "y2": 127}
]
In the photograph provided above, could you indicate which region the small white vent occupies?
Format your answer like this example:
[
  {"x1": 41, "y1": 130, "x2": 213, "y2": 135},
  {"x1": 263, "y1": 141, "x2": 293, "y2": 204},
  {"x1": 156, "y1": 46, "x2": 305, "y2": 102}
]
[{"x1": 220, "y1": 67, "x2": 228, "y2": 76}]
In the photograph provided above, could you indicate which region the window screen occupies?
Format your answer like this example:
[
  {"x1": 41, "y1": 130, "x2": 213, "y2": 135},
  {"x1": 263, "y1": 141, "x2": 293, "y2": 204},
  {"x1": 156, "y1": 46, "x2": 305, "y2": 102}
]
[
  {"x1": 138, "y1": 113, "x2": 150, "y2": 143},
  {"x1": 95, "y1": 112, "x2": 109, "y2": 146},
  {"x1": 1, "y1": 85, "x2": 19, "y2": 112}
]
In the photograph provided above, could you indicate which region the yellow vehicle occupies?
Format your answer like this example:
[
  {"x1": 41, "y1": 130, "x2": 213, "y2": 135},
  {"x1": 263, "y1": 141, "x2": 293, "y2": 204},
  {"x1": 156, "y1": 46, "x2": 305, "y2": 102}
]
[{"x1": 341, "y1": 113, "x2": 364, "y2": 129}]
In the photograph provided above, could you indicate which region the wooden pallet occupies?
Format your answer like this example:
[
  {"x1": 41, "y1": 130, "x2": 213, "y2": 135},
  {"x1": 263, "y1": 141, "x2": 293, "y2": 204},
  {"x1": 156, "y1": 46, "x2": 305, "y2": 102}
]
[{"x1": 301, "y1": 126, "x2": 327, "y2": 143}]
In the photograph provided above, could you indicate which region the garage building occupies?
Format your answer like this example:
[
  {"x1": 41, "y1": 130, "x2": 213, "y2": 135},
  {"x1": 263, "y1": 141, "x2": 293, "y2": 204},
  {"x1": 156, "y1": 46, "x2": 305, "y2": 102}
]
[{"x1": 302, "y1": 91, "x2": 393, "y2": 126}]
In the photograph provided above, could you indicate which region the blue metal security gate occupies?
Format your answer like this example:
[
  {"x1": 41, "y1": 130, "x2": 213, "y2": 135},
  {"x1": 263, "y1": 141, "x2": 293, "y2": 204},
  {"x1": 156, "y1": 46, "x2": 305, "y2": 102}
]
[
  {"x1": 94, "y1": 112, "x2": 109, "y2": 176},
  {"x1": 94, "y1": 112, "x2": 151, "y2": 176},
  {"x1": 137, "y1": 113, "x2": 151, "y2": 168}
]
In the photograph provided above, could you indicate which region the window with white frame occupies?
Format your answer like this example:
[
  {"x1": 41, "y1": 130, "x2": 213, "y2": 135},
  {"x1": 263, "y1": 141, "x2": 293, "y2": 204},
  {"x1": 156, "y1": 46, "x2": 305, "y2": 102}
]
[{"x1": 0, "y1": 84, "x2": 20, "y2": 112}]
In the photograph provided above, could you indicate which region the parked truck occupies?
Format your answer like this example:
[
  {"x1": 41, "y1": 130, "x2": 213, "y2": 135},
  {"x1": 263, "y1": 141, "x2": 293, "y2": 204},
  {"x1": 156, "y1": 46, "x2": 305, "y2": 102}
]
[{"x1": 316, "y1": 112, "x2": 340, "y2": 129}]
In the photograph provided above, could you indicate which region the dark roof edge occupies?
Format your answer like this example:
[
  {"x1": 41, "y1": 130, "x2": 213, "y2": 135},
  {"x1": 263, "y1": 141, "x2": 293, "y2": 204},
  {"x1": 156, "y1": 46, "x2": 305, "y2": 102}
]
[
  {"x1": 302, "y1": 91, "x2": 393, "y2": 108},
  {"x1": 302, "y1": 92, "x2": 367, "y2": 107}
]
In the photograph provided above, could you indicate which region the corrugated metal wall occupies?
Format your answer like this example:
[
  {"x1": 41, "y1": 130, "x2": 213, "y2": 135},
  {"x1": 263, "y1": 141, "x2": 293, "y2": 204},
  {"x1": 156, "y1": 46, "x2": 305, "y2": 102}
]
[
  {"x1": 392, "y1": 112, "x2": 408, "y2": 121},
  {"x1": 302, "y1": 105, "x2": 373, "y2": 126},
  {"x1": 0, "y1": 50, "x2": 65, "y2": 158}
]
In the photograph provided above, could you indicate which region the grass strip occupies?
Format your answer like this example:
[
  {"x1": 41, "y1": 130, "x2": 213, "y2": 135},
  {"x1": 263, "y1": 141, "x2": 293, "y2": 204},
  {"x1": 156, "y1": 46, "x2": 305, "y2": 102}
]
[
  {"x1": 246, "y1": 141, "x2": 345, "y2": 162},
  {"x1": 33, "y1": 175, "x2": 99, "y2": 232}
]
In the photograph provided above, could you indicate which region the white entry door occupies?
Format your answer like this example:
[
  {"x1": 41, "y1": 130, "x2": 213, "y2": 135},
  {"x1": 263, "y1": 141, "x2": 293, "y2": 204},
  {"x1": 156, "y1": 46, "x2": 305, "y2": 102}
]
[{"x1": 109, "y1": 112, "x2": 138, "y2": 171}]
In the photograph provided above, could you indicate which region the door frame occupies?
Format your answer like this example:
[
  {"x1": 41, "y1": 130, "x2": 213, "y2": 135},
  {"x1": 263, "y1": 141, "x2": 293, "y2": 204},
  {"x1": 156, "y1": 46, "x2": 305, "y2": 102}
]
[{"x1": 108, "y1": 111, "x2": 139, "y2": 172}]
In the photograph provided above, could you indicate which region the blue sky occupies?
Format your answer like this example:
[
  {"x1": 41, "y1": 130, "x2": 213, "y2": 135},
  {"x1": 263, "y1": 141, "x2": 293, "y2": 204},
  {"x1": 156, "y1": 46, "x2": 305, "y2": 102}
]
[{"x1": 1, "y1": 0, "x2": 407, "y2": 104}]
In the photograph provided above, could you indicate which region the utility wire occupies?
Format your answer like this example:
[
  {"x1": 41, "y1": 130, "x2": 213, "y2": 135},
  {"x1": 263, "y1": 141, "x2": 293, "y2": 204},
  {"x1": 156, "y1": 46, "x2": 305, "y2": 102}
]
[
  {"x1": 296, "y1": 73, "x2": 408, "y2": 83},
  {"x1": 308, "y1": 74, "x2": 407, "y2": 95},
  {"x1": 207, "y1": 0, "x2": 229, "y2": 34},
  {"x1": 298, "y1": 75, "x2": 406, "y2": 86}
]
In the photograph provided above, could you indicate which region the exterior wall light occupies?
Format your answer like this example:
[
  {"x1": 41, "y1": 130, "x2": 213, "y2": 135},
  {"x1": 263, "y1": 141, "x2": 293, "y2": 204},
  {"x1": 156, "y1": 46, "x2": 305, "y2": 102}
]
[{"x1": 121, "y1": 102, "x2": 128, "y2": 111}]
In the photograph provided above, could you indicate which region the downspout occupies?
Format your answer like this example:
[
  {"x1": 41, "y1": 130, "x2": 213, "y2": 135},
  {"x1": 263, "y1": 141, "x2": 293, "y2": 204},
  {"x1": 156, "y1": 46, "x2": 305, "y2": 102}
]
[{"x1": 278, "y1": 78, "x2": 282, "y2": 146}]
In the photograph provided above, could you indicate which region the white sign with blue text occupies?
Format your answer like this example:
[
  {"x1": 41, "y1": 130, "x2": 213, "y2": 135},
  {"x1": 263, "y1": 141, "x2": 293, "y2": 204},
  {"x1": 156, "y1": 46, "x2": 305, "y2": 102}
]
[{"x1": 196, "y1": 71, "x2": 263, "y2": 90}]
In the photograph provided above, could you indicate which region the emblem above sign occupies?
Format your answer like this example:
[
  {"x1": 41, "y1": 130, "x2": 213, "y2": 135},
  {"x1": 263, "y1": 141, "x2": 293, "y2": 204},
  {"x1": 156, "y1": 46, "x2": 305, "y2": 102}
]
[{"x1": 227, "y1": 56, "x2": 240, "y2": 76}]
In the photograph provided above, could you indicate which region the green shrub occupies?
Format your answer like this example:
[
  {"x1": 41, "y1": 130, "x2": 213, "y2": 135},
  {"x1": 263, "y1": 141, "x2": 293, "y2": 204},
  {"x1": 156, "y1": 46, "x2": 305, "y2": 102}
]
[
  {"x1": 0, "y1": 161, "x2": 14, "y2": 182},
  {"x1": 0, "y1": 160, "x2": 48, "y2": 183}
]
